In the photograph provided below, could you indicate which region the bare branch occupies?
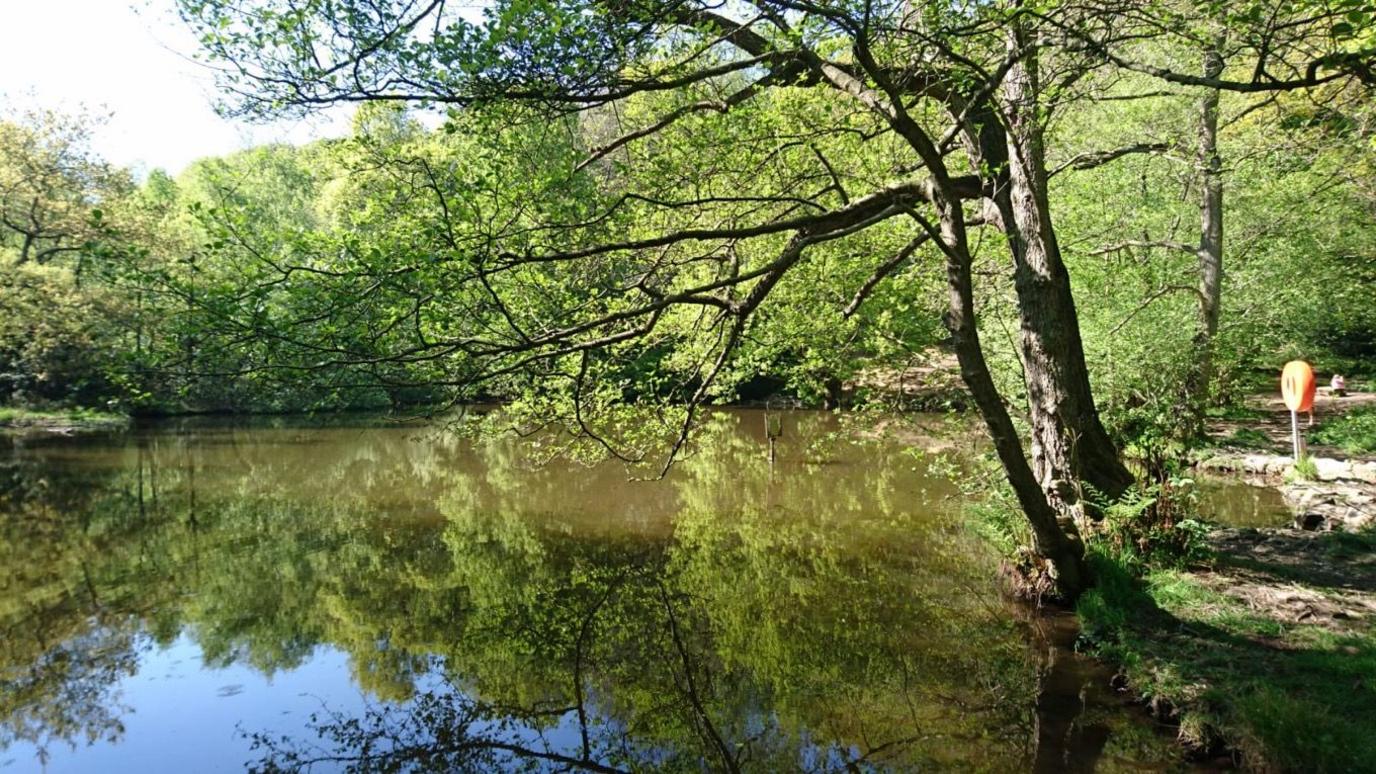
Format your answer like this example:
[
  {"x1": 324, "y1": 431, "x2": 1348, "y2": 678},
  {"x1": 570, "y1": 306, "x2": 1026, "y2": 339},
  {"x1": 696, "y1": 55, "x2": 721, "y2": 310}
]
[
  {"x1": 1090, "y1": 239, "x2": 1197, "y2": 257},
  {"x1": 1050, "y1": 142, "x2": 1171, "y2": 177}
]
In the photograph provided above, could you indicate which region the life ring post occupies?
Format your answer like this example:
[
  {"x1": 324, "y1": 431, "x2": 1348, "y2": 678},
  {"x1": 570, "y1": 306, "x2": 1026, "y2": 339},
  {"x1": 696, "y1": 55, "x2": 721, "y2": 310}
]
[{"x1": 1281, "y1": 360, "x2": 1316, "y2": 463}]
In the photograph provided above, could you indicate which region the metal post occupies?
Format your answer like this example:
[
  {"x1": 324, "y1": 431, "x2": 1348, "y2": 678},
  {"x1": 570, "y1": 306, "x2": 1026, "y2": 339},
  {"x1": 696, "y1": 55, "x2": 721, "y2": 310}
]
[{"x1": 1291, "y1": 409, "x2": 1300, "y2": 462}]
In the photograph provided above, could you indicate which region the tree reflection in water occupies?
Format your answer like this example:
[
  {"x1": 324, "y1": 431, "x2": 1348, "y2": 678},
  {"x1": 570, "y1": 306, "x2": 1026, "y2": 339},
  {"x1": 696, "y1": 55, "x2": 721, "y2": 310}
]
[{"x1": 0, "y1": 412, "x2": 1182, "y2": 771}]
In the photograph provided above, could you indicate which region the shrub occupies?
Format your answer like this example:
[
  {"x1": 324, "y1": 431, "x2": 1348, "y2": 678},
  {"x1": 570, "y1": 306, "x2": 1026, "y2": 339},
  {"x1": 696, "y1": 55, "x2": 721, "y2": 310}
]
[{"x1": 1310, "y1": 406, "x2": 1376, "y2": 455}]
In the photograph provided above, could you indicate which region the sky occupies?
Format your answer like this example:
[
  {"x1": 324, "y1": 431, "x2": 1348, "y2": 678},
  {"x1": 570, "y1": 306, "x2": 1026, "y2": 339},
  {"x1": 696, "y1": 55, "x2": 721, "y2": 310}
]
[{"x1": 0, "y1": 0, "x2": 350, "y2": 175}]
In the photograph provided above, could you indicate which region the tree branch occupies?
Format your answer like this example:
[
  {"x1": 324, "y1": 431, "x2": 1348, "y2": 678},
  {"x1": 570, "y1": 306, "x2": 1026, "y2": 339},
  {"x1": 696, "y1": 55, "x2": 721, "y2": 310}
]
[{"x1": 1050, "y1": 142, "x2": 1171, "y2": 177}]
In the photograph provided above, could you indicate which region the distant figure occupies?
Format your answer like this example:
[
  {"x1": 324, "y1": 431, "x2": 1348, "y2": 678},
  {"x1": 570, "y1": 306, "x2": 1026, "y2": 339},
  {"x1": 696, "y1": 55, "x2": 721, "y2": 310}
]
[{"x1": 1331, "y1": 374, "x2": 1347, "y2": 398}]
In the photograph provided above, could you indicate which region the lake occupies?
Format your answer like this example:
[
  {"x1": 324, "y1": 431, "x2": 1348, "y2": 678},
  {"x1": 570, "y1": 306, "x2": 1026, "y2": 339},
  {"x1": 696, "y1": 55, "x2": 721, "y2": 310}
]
[{"x1": 0, "y1": 411, "x2": 1284, "y2": 772}]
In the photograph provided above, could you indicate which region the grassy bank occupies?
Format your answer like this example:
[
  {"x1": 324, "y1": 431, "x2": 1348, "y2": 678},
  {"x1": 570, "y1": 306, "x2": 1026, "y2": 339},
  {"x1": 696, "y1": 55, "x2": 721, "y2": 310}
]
[
  {"x1": 1076, "y1": 532, "x2": 1376, "y2": 772},
  {"x1": 1310, "y1": 405, "x2": 1376, "y2": 455},
  {"x1": 0, "y1": 406, "x2": 130, "y2": 432}
]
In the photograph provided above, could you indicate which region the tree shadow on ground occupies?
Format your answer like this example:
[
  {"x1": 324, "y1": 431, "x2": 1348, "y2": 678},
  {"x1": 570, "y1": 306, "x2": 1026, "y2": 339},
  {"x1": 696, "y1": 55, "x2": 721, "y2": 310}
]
[
  {"x1": 1083, "y1": 546, "x2": 1376, "y2": 773},
  {"x1": 1209, "y1": 527, "x2": 1376, "y2": 592}
]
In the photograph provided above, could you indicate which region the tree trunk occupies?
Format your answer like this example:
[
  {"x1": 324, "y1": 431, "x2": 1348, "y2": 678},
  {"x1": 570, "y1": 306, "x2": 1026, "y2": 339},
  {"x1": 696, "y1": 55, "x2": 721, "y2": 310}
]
[
  {"x1": 996, "y1": 40, "x2": 1135, "y2": 520},
  {"x1": 931, "y1": 188, "x2": 1088, "y2": 601},
  {"x1": 1188, "y1": 43, "x2": 1225, "y2": 424}
]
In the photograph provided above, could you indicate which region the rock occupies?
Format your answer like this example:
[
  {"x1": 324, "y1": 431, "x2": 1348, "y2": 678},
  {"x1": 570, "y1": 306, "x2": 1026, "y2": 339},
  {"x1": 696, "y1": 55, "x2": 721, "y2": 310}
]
[
  {"x1": 1202, "y1": 453, "x2": 1375, "y2": 482},
  {"x1": 1353, "y1": 462, "x2": 1376, "y2": 484},
  {"x1": 1278, "y1": 478, "x2": 1375, "y2": 532},
  {"x1": 1313, "y1": 457, "x2": 1352, "y2": 481},
  {"x1": 1198, "y1": 450, "x2": 1376, "y2": 533}
]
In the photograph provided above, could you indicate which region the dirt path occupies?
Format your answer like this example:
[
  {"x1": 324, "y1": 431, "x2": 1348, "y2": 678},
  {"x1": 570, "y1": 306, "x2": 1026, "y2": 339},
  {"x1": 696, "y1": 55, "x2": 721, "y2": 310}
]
[
  {"x1": 1204, "y1": 528, "x2": 1376, "y2": 628},
  {"x1": 1205, "y1": 389, "x2": 1376, "y2": 458}
]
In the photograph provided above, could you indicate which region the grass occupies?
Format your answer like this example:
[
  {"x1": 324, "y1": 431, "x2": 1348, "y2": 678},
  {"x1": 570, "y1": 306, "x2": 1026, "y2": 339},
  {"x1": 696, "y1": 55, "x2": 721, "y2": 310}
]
[
  {"x1": 1310, "y1": 405, "x2": 1376, "y2": 455},
  {"x1": 1216, "y1": 427, "x2": 1273, "y2": 450},
  {"x1": 1204, "y1": 404, "x2": 1268, "y2": 422},
  {"x1": 1323, "y1": 529, "x2": 1376, "y2": 560},
  {"x1": 1287, "y1": 453, "x2": 1319, "y2": 482},
  {"x1": 1077, "y1": 546, "x2": 1376, "y2": 772},
  {"x1": 0, "y1": 406, "x2": 128, "y2": 427}
]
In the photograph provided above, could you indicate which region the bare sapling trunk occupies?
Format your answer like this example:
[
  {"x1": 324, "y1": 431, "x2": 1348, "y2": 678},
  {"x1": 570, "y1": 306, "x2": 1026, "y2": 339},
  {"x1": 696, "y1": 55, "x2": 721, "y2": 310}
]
[{"x1": 1188, "y1": 43, "x2": 1225, "y2": 428}]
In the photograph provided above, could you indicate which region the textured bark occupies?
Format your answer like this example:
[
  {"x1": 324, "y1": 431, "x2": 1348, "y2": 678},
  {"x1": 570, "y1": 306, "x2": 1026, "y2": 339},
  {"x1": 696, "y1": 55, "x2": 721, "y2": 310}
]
[
  {"x1": 932, "y1": 189, "x2": 1087, "y2": 600},
  {"x1": 869, "y1": 53, "x2": 1090, "y2": 597},
  {"x1": 1189, "y1": 43, "x2": 1225, "y2": 419},
  {"x1": 995, "y1": 39, "x2": 1135, "y2": 517}
]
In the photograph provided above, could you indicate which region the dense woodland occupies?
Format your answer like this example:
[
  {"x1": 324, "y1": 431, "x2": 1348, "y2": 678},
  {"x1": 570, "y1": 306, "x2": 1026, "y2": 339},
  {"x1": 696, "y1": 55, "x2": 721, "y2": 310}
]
[{"x1": 3, "y1": 0, "x2": 1376, "y2": 597}]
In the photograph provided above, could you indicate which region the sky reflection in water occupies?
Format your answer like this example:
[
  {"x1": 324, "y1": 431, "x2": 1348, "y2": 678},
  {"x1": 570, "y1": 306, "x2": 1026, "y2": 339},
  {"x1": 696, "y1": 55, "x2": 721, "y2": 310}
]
[{"x1": 1, "y1": 411, "x2": 1265, "y2": 772}]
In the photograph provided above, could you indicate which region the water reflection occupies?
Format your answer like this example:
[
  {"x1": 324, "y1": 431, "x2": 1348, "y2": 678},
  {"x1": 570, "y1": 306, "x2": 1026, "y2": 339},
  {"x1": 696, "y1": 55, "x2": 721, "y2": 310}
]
[
  {"x1": 1, "y1": 412, "x2": 1185, "y2": 771},
  {"x1": 1195, "y1": 477, "x2": 1290, "y2": 529}
]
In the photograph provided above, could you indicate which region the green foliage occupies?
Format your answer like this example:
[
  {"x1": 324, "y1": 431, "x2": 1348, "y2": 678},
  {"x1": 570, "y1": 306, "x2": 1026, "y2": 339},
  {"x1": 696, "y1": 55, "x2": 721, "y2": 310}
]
[
  {"x1": 961, "y1": 454, "x2": 1033, "y2": 555},
  {"x1": 0, "y1": 108, "x2": 132, "y2": 267},
  {"x1": 7, "y1": 32, "x2": 1376, "y2": 436},
  {"x1": 1052, "y1": 70, "x2": 1376, "y2": 447},
  {"x1": 1310, "y1": 406, "x2": 1376, "y2": 454},
  {"x1": 1289, "y1": 454, "x2": 1321, "y2": 481},
  {"x1": 1090, "y1": 478, "x2": 1212, "y2": 573},
  {"x1": 0, "y1": 264, "x2": 127, "y2": 406}
]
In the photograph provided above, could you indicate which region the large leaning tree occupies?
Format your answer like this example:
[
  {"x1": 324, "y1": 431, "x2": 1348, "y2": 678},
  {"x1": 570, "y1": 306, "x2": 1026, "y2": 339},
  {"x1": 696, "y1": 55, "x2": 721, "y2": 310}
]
[{"x1": 176, "y1": 0, "x2": 1373, "y2": 600}]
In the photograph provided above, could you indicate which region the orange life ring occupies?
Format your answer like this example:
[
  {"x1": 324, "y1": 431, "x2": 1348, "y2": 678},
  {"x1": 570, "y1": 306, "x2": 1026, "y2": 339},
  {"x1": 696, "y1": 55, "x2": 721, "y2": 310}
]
[{"x1": 1281, "y1": 360, "x2": 1316, "y2": 413}]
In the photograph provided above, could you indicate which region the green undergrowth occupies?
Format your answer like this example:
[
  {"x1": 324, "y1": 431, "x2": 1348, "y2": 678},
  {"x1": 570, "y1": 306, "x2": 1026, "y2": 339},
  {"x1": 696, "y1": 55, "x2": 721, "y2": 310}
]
[
  {"x1": 1203, "y1": 404, "x2": 1268, "y2": 423},
  {"x1": 1310, "y1": 405, "x2": 1376, "y2": 455},
  {"x1": 1214, "y1": 427, "x2": 1274, "y2": 450},
  {"x1": 1077, "y1": 498, "x2": 1376, "y2": 772},
  {"x1": 1324, "y1": 529, "x2": 1376, "y2": 559},
  {"x1": 962, "y1": 464, "x2": 1376, "y2": 771},
  {"x1": 1287, "y1": 453, "x2": 1320, "y2": 482}
]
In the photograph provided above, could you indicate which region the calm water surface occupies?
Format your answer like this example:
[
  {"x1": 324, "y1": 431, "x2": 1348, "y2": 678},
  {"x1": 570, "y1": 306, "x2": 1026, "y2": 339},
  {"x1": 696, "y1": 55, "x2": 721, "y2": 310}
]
[{"x1": 0, "y1": 411, "x2": 1278, "y2": 772}]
